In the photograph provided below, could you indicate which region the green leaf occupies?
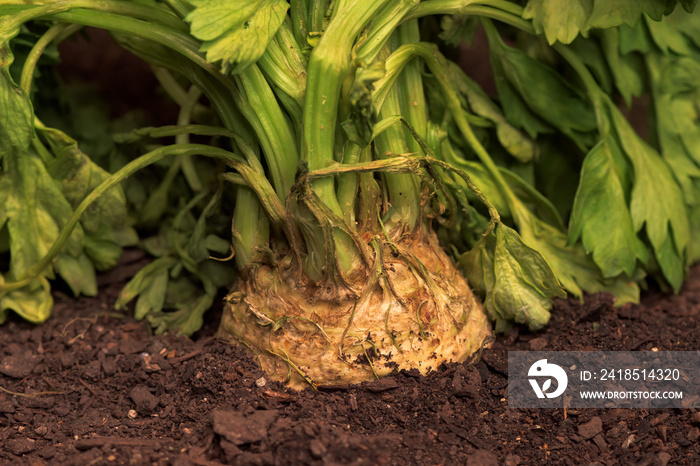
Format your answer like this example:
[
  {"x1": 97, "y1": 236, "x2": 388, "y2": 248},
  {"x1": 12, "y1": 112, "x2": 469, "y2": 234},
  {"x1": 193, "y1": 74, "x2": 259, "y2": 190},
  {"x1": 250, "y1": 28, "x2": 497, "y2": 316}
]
[
  {"x1": 188, "y1": 189, "x2": 223, "y2": 263},
  {"x1": 600, "y1": 29, "x2": 646, "y2": 106},
  {"x1": 483, "y1": 20, "x2": 596, "y2": 148},
  {"x1": 445, "y1": 155, "x2": 564, "y2": 230},
  {"x1": 515, "y1": 206, "x2": 640, "y2": 304},
  {"x1": 491, "y1": 70, "x2": 553, "y2": 140},
  {"x1": 447, "y1": 62, "x2": 538, "y2": 163},
  {"x1": 83, "y1": 224, "x2": 129, "y2": 271},
  {"x1": 439, "y1": 15, "x2": 479, "y2": 47},
  {"x1": 644, "y1": 14, "x2": 693, "y2": 55},
  {"x1": 0, "y1": 67, "x2": 33, "y2": 156},
  {"x1": 204, "y1": 234, "x2": 232, "y2": 255},
  {"x1": 42, "y1": 127, "x2": 129, "y2": 232},
  {"x1": 689, "y1": 204, "x2": 700, "y2": 263},
  {"x1": 609, "y1": 104, "x2": 690, "y2": 291},
  {"x1": 341, "y1": 61, "x2": 384, "y2": 148},
  {"x1": 0, "y1": 276, "x2": 52, "y2": 324},
  {"x1": 502, "y1": 169, "x2": 565, "y2": 230},
  {"x1": 148, "y1": 291, "x2": 214, "y2": 336},
  {"x1": 54, "y1": 252, "x2": 98, "y2": 297},
  {"x1": 523, "y1": 0, "x2": 593, "y2": 45},
  {"x1": 40, "y1": 126, "x2": 134, "y2": 270},
  {"x1": 586, "y1": 0, "x2": 667, "y2": 30},
  {"x1": 3, "y1": 150, "x2": 84, "y2": 280},
  {"x1": 569, "y1": 136, "x2": 648, "y2": 278},
  {"x1": 618, "y1": 21, "x2": 655, "y2": 54},
  {"x1": 116, "y1": 256, "x2": 178, "y2": 310},
  {"x1": 461, "y1": 223, "x2": 565, "y2": 332},
  {"x1": 484, "y1": 31, "x2": 553, "y2": 140},
  {"x1": 567, "y1": 36, "x2": 614, "y2": 94},
  {"x1": 655, "y1": 232, "x2": 685, "y2": 292},
  {"x1": 186, "y1": 0, "x2": 288, "y2": 74},
  {"x1": 664, "y1": 4, "x2": 700, "y2": 49},
  {"x1": 648, "y1": 55, "x2": 700, "y2": 205},
  {"x1": 666, "y1": 0, "x2": 698, "y2": 14},
  {"x1": 149, "y1": 273, "x2": 218, "y2": 335},
  {"x1": 0, "y1": 175, "x2": 11, "y2": 232},
  {"x1": 534, "y1": 138, "x2": 582, "y2": 220},
  {"x1": 135, "y1": 270, "x2": 168, "y2": 321}
]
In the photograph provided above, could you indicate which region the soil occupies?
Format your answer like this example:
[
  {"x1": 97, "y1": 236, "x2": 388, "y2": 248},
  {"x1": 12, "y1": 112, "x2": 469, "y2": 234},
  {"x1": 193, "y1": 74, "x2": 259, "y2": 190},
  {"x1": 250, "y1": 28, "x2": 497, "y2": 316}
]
[{"x1": 0, "y1": 249, "x2": 699, "y2": 466}]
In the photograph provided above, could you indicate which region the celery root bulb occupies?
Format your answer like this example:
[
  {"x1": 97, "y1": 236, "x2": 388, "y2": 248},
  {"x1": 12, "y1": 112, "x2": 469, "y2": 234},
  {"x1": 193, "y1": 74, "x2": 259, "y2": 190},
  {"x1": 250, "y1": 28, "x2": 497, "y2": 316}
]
[{"x1": 219, "y1": 231, "x2": 492, "y2": 388}]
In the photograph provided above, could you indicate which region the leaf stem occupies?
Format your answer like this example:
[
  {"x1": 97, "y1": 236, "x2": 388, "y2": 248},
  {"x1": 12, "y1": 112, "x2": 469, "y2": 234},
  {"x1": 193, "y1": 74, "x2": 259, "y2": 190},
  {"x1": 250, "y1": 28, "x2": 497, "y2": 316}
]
[
  {"x1": 302, "y1": 0, "x2": 395, "y2": 274},
  {"x1": 0, "y1": 144, "x2": 274, "y2": 292},
  {"x1": 403, "y1": 0, "x2": 532, "y2": 33},
  {"x1": 19, "y1": 22, "x2": 81, "y2": 96},
  {"x1": 177, "y1": 86, "x2": 204, "y2": 192}
]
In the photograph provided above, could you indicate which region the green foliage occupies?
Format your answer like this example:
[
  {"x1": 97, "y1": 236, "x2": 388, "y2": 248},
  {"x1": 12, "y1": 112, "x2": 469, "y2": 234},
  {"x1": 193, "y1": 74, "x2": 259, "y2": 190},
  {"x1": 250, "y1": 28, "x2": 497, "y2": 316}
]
[
  {"x1": 569, "y1": 136, "x2": 647, "y2": 278},
  {"x1": 186, "y1": 0, "x2": 288, "y2": 74},
  {"x1": 461, "y1": 223, "x2": 565, "y2": 332},
  {"x1": 523, "y1": 0, "x2": 697, "y2": 45},
  {"x1": 483, "y1": 20, "x2": 597, "y2": 149},
  {"x1": 524, "y1": 0, "x2": 593, "y2": 45},
  {"x1": 1, "y1": 0, "x2": 700, "y2": 338}
]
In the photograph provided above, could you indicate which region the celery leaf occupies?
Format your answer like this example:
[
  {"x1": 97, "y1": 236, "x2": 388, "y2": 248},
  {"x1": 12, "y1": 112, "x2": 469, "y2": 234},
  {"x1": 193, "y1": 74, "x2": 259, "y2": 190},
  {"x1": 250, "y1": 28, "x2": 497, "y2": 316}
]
[
  {"x1": 186, "y1": 0, "x2": 288, "y2": 74},
  {"x1": 569, "y1": 136, "x2": 648, "y2": 278},
  {"x1": 523, "y1": 0, "x2": 593, "y2": 45},
  {"x1": 0, "y1": 70, "x2": 33, "y2": 156},
  {"x1": 483, "y1": 21, "x2": 596, "y2": 148},
  {"x1": 461, "y1": 224, "x2": 565, "y2": 332},
  {"x1": 600, "y1": 29, "x2": 645, "y2": 106},
  {"x1": 609, "y1": 104, "x2": 690, "y2": 292},
  {"x1": 446, "y1": 62, "x2": 538, "y2": 163},
  {"x1": 515, "y1": 207, "x2": 641, "y2": 304},
  {"x1": 0, "y1": 276, "x2": 52, "y2": 324},
  {"x1": 586, "y1": 1, "x2": 667, "y2": 29}
]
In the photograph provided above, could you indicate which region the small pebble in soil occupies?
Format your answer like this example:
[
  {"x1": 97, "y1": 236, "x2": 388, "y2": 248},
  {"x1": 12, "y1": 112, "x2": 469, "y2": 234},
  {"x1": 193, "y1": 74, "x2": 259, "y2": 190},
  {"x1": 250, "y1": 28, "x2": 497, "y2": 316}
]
[
  {"x1": 621, "y1": 434, "x2": 635, "y2": 449},
  {"x1": 127, "y1": 409, "x2": 138, "y2": 419},
  {"x1": 255, "y1": 377, "x2": 266, "y2": 387}
]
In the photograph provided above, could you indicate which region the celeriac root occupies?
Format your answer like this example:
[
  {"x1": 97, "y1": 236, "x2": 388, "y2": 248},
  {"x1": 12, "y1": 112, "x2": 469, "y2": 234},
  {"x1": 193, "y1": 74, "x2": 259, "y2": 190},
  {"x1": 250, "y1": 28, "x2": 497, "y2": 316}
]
[{"x1": 219, "y1": 229, "x2": 492, "y2": 389}]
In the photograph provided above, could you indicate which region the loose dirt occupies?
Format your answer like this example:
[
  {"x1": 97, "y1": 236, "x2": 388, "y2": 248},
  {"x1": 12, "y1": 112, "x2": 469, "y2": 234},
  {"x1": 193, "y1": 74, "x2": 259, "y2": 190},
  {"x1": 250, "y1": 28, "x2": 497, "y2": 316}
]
[{"x1": 1, "y1": 252, "x2": 699, "y2": 465}]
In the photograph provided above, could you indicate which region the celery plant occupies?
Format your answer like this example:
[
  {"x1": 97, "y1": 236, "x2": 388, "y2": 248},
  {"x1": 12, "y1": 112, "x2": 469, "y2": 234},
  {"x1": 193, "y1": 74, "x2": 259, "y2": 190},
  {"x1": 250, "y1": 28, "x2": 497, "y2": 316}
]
[{"x1": 1, "y1": 1, "x2": 698, "y2": 387}]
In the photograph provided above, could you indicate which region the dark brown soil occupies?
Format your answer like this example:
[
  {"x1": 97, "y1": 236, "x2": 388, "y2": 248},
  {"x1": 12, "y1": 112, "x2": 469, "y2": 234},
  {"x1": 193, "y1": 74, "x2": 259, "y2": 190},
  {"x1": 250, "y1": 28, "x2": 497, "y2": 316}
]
[{"x1": 1, "y1": 252, "x2": 699, "y2": 465}]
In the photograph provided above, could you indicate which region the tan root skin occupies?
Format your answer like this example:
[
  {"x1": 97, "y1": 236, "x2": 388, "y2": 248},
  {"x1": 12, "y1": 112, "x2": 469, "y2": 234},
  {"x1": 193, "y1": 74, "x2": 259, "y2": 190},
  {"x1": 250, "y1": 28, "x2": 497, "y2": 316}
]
[{"x1": 219, "y1": 231, "x2": 492, "y2": 389}]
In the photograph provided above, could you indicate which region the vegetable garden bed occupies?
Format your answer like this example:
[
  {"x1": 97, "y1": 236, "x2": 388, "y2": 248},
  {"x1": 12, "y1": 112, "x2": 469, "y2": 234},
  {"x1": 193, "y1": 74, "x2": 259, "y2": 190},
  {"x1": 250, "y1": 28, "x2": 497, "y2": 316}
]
[
  {"x1": 0, "y1": 256, "x2": 698, "y2": 465},
  {"x1": 2, "y1": 1, "x2": 700, "y2": 464}
]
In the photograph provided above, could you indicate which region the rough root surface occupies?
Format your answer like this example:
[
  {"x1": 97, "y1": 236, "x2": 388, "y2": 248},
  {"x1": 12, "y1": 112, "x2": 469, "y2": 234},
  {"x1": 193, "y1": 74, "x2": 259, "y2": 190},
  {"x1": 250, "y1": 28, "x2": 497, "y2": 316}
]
[{"x1": 219, "y1": 231, "x2": 492, "y2": 388}]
